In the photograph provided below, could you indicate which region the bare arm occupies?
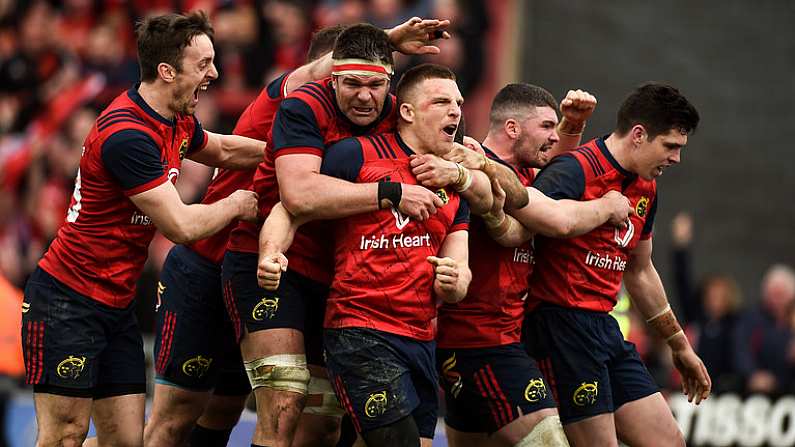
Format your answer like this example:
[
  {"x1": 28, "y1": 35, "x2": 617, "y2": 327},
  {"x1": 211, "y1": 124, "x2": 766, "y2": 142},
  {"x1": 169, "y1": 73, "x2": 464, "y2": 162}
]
[
  {"x1": 129, "y1": 181, "x2": 257, "y2": 245},
  {"x1": 284, "y1": 52, "x2": 333, "y2": 93},
  {"x1": 282, "y1": 17, "x2": 451, "y2": 95},
  {"x1": 257, "y1": 202, "x2": 306, "y2": 290},
  {"x1": 428, "y1": 230, "x2": 470, "y2": 303},
  {"x1": 550, "y1": 89, "x2": 597, "y2": 159},
  {"x1": 511, "y1": 188, "x2": 631, "y2": 239},
  {"x1": 444, "y1": 143, "x2": 528, "y2": 210},
  {"x1": 625, "y1": 239, "x2": 712, "y2": 404},
  {"x1": 277, "y1": 154, "x2": 443, "y2": 221},
  {"x1": 189, "y1": 131, "x2": 266, "y2": 169},
  {"x1": 409, "y1": 153, "x2": 493, "y2": 215}
]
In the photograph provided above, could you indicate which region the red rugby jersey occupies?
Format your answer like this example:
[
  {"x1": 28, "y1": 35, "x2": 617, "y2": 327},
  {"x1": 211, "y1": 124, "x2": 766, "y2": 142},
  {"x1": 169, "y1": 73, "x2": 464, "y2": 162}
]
[
  {"x1": 437, "y1": 147, "x2": 535, "y2": 349},
  {"x1": 187, "y1": 72, "x2": 290, "y2": 264},
  {"x1": 227, "y1": 77, "x2": 397, "y2": 285},
  {"x1": 321, "y1": 133, "x2": 469, "y2": 341},
  {"x1": 527, "y1": 137, "x2": 657, "y2": 313},
  {"x1": 39, "y1": 85, "x2": 207, "y2": 308}
]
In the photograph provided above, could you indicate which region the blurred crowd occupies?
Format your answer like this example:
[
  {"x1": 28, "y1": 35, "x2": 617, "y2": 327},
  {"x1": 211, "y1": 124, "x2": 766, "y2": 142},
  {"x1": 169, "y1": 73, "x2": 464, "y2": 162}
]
[
  {"x1": 1, "y1": 0, "x2": 794, "y2": 401},
  {"x1": 0, "y1": 0, "x2": 488, "y2": 345},
  {"x1": 621, "y1": 212, "x2": 795, "y2": 397}
]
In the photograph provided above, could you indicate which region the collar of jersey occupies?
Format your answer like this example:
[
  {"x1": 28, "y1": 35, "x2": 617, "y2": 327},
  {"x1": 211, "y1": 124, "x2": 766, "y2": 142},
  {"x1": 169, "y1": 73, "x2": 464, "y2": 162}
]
[
  {"x1": 596, "y1": 135, "x2": 635, "y2": 178},
  {"x1": 128, "y1": 83, "x2": 176, "y2": 127},
  {"x1": 328, "y1": 79, "x2": 394, "y2": 133},
  {"x1": 394, "y1": 132, "x2": 416, "y2": 157}
]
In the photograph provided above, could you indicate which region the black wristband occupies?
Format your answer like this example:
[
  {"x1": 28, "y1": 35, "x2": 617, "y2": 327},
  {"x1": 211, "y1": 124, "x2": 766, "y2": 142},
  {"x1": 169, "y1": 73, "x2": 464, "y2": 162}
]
[{"x1": 378, "y1": 181, "x2": 402, "y2": 209}]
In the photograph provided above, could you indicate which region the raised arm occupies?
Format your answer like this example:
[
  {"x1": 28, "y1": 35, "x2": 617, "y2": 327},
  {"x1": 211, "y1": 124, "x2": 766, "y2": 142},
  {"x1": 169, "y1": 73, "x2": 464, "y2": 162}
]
[
  {"x1": 550, "y1": 89, "x2": 597, "y2": 158},
  {"x1": 625, "y1": 239, "x2": 712, "y2": 404}
]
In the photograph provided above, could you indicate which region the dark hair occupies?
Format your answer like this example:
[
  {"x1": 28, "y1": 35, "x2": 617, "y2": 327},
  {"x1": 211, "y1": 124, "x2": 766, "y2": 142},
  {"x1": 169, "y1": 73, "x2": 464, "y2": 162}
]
[
  {"x1": 307, "y1": 25, "x2": 347, "y2": 62},
  {"x1": 332, "y1": 23, "x2": 394, "y2": 68},
  {"x1": 135, "y1": 11, "x2": 214, "y2": 82},
  {"x1": 489, "y1": 83, "x2": 557, "y2": 128},
  {"x1": 616, "y1": 82, "x2": 699, "y2": 140},
  {"x1": 396, "y1": 63, "x2": 456, "y2": 105}
]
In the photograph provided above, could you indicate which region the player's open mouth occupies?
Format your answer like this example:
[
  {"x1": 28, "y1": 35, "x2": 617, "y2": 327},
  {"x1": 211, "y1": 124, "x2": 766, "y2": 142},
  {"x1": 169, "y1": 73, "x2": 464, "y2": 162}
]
[
  {"x1": 193, "y1": 83, "x2": 210, "y2": 102},
  {"x1": 352, "y1": 106, "x2": 373, "y2": 115},
  {"x1": 442, "y1": 124, "x2": 457, "y2": 137}
]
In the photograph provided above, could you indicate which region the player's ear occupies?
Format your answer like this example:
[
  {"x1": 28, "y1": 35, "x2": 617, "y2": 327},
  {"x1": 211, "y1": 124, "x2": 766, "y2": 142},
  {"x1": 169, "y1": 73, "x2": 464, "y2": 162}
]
[
  {"x1": 505, "y1": 119, "x2": 520, "y2": 140},
  {"x1": 158, "y1": 63, "x2": 177, "y2": 83},
  {"x1": 399, "y1": 102, "x2": 415, "y2": 123},
  {"x1": 630, "y1": 125, "x2": 647, "y2": 146}
]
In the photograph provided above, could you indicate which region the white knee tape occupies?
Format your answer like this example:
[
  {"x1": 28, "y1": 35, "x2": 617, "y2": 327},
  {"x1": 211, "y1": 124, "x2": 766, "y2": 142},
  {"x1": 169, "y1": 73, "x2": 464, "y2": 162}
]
[
  {"x1": 303, "y1": 376, "x2": 345, "y2": 417},
  {"x1": 514, "y1": 415, "x2": 570, "y2": 447},
  {"x1": 244, "y1": 354, "x2": 310, "y2": 394}
]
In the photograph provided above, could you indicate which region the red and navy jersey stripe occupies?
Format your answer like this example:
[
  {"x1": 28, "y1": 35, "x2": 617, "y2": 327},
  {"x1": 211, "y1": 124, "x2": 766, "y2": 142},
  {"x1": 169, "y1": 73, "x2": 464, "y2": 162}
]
[
  {"x1": 528, "y1": 136, "x2": 658, "y2": 312},
  {"x1": 319, "y1": 132, "x2": 469, "y2": 341},
  {"x1": 39, "y1": 85, "x2": 205, "y2": 308},
  {"x1": 227, "y1": 77, "x2": 397, "y2": 285}
]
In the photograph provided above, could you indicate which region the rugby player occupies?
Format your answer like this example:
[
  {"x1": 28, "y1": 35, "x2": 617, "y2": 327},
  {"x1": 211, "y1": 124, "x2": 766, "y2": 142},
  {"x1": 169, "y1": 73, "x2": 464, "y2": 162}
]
[{"x1": 524, "y1": 82, "x2": 710, "y2": 446}]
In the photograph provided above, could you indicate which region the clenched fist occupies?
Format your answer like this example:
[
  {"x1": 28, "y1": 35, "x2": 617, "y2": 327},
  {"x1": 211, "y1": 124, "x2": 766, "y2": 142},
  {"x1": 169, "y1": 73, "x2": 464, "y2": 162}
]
[
  {"x1": 427, "y1": 255, "x2": 465, "y2": 303},
  {"x1": 600, "y1": 190, "x2": 633, "y2": 227},
  {"x1": 257, "y1": 252, "x2": 288, "y2": 291},
  {"x1": 560, "y1": 89, "x2": 597, "y2": 124}
]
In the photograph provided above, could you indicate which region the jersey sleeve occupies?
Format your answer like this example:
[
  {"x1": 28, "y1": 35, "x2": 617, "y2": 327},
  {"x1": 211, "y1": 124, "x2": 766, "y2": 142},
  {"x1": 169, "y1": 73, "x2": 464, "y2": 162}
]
[
  {"x1": 451, "y1": 198, "x2": 470, "y2": 232},
  {"x1": 101, "y1": 129, "x2": 166, "y2": 196},
  {"x1": 271, "y1": 98, "x2": 324, "y2": 158},
  {"x1": 641, "y1": 191, "x2": 658, "y2": 239},
  {"x1": 188, "y1": 116, "x2": 207, "y2": 154},
  {"x1": 319, "y1": 138, "x2": 364, "y2": 182},
  {"x1": 532, "y1": 154, "x2": 585, "y2": 200},
  {"x1": 268, "y1": 71, "x2": 291, "y2": 99}
]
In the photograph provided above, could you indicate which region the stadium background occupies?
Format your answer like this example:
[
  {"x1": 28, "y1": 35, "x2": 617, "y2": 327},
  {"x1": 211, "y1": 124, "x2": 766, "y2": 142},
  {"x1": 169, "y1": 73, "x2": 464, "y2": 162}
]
[{"x1": 1, "y1": 0, "x2": 794, "y2": 445}]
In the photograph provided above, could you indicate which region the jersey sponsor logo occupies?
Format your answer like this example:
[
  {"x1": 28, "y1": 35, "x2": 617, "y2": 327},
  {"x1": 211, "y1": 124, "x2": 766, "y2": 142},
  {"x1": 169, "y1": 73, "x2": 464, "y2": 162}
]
[
  {"x1": 441, "y1": 353, "x2": 463, "y2": 398},
  {"x1": 364, "y1": 390, "x2": 388, "y2": 418},
  {"x1": 21, "y1": 302, "x2": 30, "y2": 314},
  {"x1": 635, "y1": 196, "x2": 649, "y2": 218},
  {"x1": 572, "y1": 381, "x2": 598, "y2": 406},
  {"x1": 435, "y1": 189, "x2": 449, "y2": 205},
  {"x1": 524, "y1": 377, "x2": 548, "y2": 403},
  {"x1": 391, "y1": 207, "x2": 410, "y2": 230},
  {"x1": 178, "y1": 138, "x2": 188, "y2": 160},
  {"x1": 130, "y1": 211, "x2": 152, "y2": 226},
  {"x1": 252, "y1": 296, "x2": 279, "y2": 321},
  {"x1": 182, "y1": 355, "x2": 213, "y2": 378},
  {"x1": 584, "y1": 251, "x2": 627, "y2": 272},
  {"x1": 56, "y1": 355, "x2": 86, "y2": 379},
  {"x1": 614, "y1": 219, "x2": 635, "y2": 248},
  {"x1": 513, "y1": 247, "x2": 532, "y2": 264},
  {"x1": 359, "y1": 233, "x2": 432, "y2": 250}
]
